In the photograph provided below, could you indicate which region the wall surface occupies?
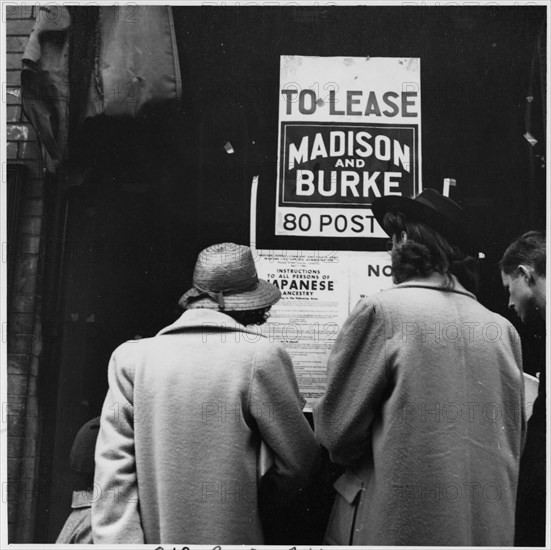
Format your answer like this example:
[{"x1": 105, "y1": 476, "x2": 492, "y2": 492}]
[{"x1": 5, "y1": 4, "x2": 47, "y2": 543}]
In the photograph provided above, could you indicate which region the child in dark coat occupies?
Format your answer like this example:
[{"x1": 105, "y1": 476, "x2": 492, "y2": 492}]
[{"x1": 56, "y1": 417, "x2": 100, "y2": 544}]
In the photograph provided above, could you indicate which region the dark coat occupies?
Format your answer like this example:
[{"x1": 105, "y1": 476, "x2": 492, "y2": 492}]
[{"x1": 515, "y1": 369, "x2": 546, "y2": 546}]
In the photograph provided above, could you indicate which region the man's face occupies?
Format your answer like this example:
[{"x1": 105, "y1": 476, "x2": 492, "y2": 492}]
[{"x1": 501, "y1": 270, "x2": 537, "y2": 324}]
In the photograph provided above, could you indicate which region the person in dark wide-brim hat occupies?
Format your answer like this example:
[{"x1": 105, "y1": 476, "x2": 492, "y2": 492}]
[
  {"x1": 372, "y1": 187, "x2": 473, "y2": 249},
  {"x1": 92, "y1": 243, "x2": 319, "y2": 545},
  {"x1": 371, "y1": 187, "x2": 478, "y2": 292},
  {"x1": 314, "y1": 189, "x2": 525, "y2": 546}
]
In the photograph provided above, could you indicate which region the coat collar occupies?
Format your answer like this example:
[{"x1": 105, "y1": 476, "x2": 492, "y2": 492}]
[
  {"x1": 389, "y1": 273, "x2": 477, "y2": 301},
  {"x1": 71, "y1": 489, "x2": 94, "y2": 509},
  {"x1": 157, "y1": 308, "x2": 265, "y2": 338}
]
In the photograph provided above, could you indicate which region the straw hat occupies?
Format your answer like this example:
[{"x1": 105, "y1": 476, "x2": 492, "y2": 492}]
[
  {"x1": 179, "y1": 243, "x2": 281, "y2": 311},
  {"x1": 372, "y1": 188, "x2": 473, "y2": 250}
]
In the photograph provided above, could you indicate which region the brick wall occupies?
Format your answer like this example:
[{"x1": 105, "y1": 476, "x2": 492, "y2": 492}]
[{"x1": 5, "y1": 4, "x2": 47, "y2": 543}]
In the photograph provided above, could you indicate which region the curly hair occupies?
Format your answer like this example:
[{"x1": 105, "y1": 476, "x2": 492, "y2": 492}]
[
  {"x1": 222, "y1": 307, "x2": 272, "y2": 326},
  {"x1": 176, "y1": 299, "x2": 272, "y2": 326},
  {"x1": 499, "y1": 231, "x2": 546, "y2": 277},
  {"x1": 383, "y1": 211, "x2": 479, "y2": 293}
]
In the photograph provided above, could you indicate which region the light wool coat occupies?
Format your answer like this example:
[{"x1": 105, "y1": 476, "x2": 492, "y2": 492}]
[
  {"x1": 93, "y1": 309, "x2": 319, "y2": 544},
  {"x1": 314, "y1": 276, "x2": 526, "y2": 546}
]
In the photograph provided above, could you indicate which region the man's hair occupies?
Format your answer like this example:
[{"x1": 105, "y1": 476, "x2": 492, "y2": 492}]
[
  {"x1": 499, "y1": 231, "x2": 546, "y2": 278},
  {"x1": 383, "y1": 211, "x2": 478, "y2": 293}
]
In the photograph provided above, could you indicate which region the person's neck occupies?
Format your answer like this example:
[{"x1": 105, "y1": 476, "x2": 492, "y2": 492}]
[
  {"x1": 396, "y1": 272, "x2": 471, "y2": 295},
  {"x1": 534, "y1": 276, "x2": 546, "y2": 320}
]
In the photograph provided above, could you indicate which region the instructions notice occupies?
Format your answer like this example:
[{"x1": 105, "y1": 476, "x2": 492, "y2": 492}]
[{"x1": 255, "y1": 249, "x2": 393, "y2": 409}]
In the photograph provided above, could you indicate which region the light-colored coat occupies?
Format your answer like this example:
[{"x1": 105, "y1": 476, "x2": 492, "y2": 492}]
[
  {"x1": 314, "y1": 276, "x2": 525, "y2": 546},
  {"x1": 92, "y1": 309, "x2": 319, "y2": 544},
  {"x1": 56, "y1": 490, "x2": 93, "y2": 544}
]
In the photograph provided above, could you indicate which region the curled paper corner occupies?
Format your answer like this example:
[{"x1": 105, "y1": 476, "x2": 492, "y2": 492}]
[
  {"x1": 224, "y1": 141, "x2": 235, "y2": 154},
  {"x1": 442, "y1": 178, "x2": 457, "y2": 197},
  {"x1": 523, "y1": 132, "x2": 538, "y2": 147}
]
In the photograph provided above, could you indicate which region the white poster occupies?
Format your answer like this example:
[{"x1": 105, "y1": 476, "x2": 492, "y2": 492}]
[
  {"x1": 254, "y1": 249, "x2": 349, "y2": 408},
  {"x1": 254, "y1": 248, "x2": 393, "y2": 409},
  {"x1": 275, "y1": 55, "x2": 422, "y2": 238}
]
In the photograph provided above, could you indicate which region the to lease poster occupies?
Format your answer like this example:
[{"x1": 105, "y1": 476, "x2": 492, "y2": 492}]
[{"x1": 275, "y1": 55, "x2": 421, "y2": 238}]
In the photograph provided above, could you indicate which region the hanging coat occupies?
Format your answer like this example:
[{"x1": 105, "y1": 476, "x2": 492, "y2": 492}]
[
  {"x1": 84, "y1": 5, "x2": 181, "y2": 119},
  {"x1": 21, "y1": 5, "x2": 182, "y2": 173},
  {"x1": 21, "y1": 5, "x2": 72, "y2": 172}
]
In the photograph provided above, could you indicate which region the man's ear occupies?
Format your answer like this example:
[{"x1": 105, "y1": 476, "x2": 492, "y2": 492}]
[{"x1": 517, "y1": 265, "x2": 535, "y2": 284}]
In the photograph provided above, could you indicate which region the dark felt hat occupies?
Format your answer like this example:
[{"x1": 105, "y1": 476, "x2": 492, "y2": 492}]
[
  {"x1": 69, "y1": 417, "x2": 100, "y2": 474},
  {"x1": 372, "y1": 188, "x2": 473, "y2": 250}
]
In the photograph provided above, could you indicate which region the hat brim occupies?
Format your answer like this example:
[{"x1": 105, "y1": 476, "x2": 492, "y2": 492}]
[
  {"x1": 372, "y1": 194, "x2": 471, "y2": 248},
  {"x1": 179, "y1": 279, "x2": 281, "y2": 312}
]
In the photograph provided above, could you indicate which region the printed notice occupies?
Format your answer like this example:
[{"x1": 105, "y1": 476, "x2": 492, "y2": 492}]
[
  {"x1": 254, "y1": 249, "x2": 394, "y2": 409},
  {"x1": 275, "y1": 55, "x2": 422, "y2": 238},
  {"x1": 255, "y1": 249, "x2": 350, "y2": 408}
]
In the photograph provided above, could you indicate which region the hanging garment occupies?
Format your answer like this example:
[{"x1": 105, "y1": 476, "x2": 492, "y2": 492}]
[
  {"x1": 21, "y1": 6, "x2": 182, "y2": 172},
  {"x1": 84, "y1": 5, "x2": 182, "y2": 119},
  {"x1": 21, "y1": 5, "x2": 72, "y2": 172}
]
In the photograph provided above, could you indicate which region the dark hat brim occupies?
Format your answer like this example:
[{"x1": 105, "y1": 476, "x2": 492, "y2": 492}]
[
  {"x1": 179, "y1": 279, "x2": 281, "y2": 312},
  {"x1": 372, "y1": 193, "x2": 473, "y2": 250}
]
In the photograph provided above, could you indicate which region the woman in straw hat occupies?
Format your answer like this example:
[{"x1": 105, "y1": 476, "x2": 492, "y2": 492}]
[
  {"x1": 93, "y1": 242, "x2": 319, "y2": 544},
  {"x1": 314, "y1": 189, "x2": 525, "y2": 546}
]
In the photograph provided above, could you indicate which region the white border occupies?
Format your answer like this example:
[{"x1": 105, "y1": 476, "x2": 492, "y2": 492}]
[{"x1": 1, "y1": 2, "x2": 549, "y2": 550}]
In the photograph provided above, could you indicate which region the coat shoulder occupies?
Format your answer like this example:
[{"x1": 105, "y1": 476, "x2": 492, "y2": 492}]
[
  {"x1": 112, "y1": 337, "x2": 155, "y2": 357},
  {"x1": 349, "y1": 295, "x2": 384, "y2": 318},
  {"x1": 251, "y1": 337, "x2": 292, "y2": 364}
]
